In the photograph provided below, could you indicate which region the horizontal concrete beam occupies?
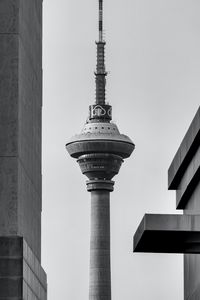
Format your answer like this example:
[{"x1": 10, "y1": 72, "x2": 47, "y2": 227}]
[
  {"x1": 133, "y1": 214, "x2": 200, "y2": 253},
  {"x1": 176, "y1": 149, "x2": 200, "y2": 209},
  {"x1": 168, "y1": 107, "x2": 200, "y2": 190}
]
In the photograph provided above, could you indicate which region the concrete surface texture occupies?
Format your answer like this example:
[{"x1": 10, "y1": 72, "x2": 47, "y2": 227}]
[
  {"x1": 133, "y1": 106, "x2": 200, "y2": 300},
  {"x1": 182, "y1": 109, "x2": 200, "y2": 300},
  {"x1": 89, "y1": 190, "x2": 111, "y2": 299},
  {"x1": 0, "y1": 0, "x2": 46, "y2": 298},
  {"x1": 169, "y1": 107, "x2": 200, "y2": 299},
  {"x1": 0, "y1": 237, "x2": 47, "y2": 299}
]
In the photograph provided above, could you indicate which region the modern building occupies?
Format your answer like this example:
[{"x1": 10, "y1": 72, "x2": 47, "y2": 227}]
[
  {"x1": 134, "y1": 106, "x2": 200, "y2": 299},
  {"x1": 66, "y1": 0, "x2": 134, "y2": 299},
  {"x1": 0, "y1": 0, "x2": 47, "y2": 298}
]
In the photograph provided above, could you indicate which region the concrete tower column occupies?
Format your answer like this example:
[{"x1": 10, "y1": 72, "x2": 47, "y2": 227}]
[{"x1": 87, "y1": 180, "x2": 113, "y2": 300}]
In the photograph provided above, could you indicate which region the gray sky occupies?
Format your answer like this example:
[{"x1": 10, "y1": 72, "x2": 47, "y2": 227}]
[{"x1": 42, "y1": 0, "x2": 200, "y2": 299}]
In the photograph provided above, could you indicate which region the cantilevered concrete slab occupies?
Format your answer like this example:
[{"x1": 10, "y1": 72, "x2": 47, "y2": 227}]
[
  {"x1": 168, "y1": 107, "x2": 200, "y2": 209},
  {"x1": 134, "y1": 214, "x2": 200, "y2": 253},
  {"x1": 133, "y1": 107, "x2": 200, "y2": 299}
]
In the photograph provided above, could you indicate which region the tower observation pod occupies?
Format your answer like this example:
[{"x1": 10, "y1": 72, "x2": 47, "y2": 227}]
[{"x1": 66, "y1": 0, "x2": 135, "y2": 299}]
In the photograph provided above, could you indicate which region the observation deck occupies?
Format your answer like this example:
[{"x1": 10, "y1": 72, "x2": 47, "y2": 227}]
[
  {"x1": 66, "y1": 122, "x2": 134, "y2": 158},
  {"x1": 66, "y1": 120, "x2": 135, "y2": 181}
]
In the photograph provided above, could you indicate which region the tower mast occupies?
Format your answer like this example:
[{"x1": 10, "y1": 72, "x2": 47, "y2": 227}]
[
  {"x1": 66, "y1": 1, "x2": 135, "y2": 299},
  {"x1": 99, "y1": 0, "x2": 103, "y2": 42},
  {"x1": 94, "y1": 0, "x2": 108, "y2": 110}
]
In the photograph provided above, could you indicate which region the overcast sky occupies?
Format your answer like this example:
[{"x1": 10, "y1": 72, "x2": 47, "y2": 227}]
[{"x1": 42, "y1": 1, "x2": 200, "y2": 299}]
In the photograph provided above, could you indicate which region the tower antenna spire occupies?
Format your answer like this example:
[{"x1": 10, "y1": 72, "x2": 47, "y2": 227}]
[
  {"x1": 99, "y1": 0, "x2": 103, "y2": 42},
  {"x1": 88, "y1": 0, "x2": 112, "y2": 122},
  {"x1": 94, "y1": 0, "x2": 107, "y2": 107}
]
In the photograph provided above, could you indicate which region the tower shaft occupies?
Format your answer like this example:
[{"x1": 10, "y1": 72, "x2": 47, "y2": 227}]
[{"x1": 88, "y1": 182, "x2": 112, "y2": 300}]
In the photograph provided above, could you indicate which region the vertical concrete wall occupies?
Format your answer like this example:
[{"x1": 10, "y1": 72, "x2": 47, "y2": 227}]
[
  {"x1": 0, "y1": 0, "x2": 42, "y2": 261},
  {"x1": 0, "y1": 1, "x2": 46, "y2": 298},
  {"x1": 18, "y1": 0, "x2": 42, "y2": 261},
  {"x1": 168, "y1": 108, "x2": 200, "y2": 300},
  {"x1": 184, "y1": 181, "x2": 200, "y2": 299},
  {"x1": 0, "y1": 0, "x2": 19, "y2": 236}
]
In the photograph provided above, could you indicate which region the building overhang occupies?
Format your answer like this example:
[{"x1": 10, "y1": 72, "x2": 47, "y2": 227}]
[
  {"x1": 168, "y1": 107, "x2": 200, "y2": 209},
  {"x1": 133, "y1": 214, "x2": 200, "y2": 254}
]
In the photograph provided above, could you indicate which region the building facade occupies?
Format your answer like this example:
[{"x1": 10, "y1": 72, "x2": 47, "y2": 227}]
[
  {"x1": 0, "y1": 0, "x2": 47, "y2": 298},
  {"x1": 134, "y1": 107, "x2": 200, "y2": 299}
]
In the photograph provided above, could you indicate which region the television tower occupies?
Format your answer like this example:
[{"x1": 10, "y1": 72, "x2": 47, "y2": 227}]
[{"x1": 66, "y1": 1, "x2": 135, "y2": 299}]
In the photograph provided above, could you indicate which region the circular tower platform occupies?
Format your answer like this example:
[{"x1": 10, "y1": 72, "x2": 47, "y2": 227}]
[{"x1": 66, "y1": 121, "x2": 135, "y2": 181}]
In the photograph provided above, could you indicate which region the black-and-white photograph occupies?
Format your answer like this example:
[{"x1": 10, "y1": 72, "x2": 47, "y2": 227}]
[{"x1": 0, "y1": 0, "x2": 200, "y2": 299}]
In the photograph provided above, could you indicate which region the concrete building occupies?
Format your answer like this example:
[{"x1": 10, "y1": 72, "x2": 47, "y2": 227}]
[
  {"x1": 66, "y1": 0, "x2": 134, "y2": 299},
  {"x1": 0, "y1": 0, "x2": 47, "y2": 298},
  {"x1": 134, "y1": 107, "x2": 200, "y2": 299}
]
